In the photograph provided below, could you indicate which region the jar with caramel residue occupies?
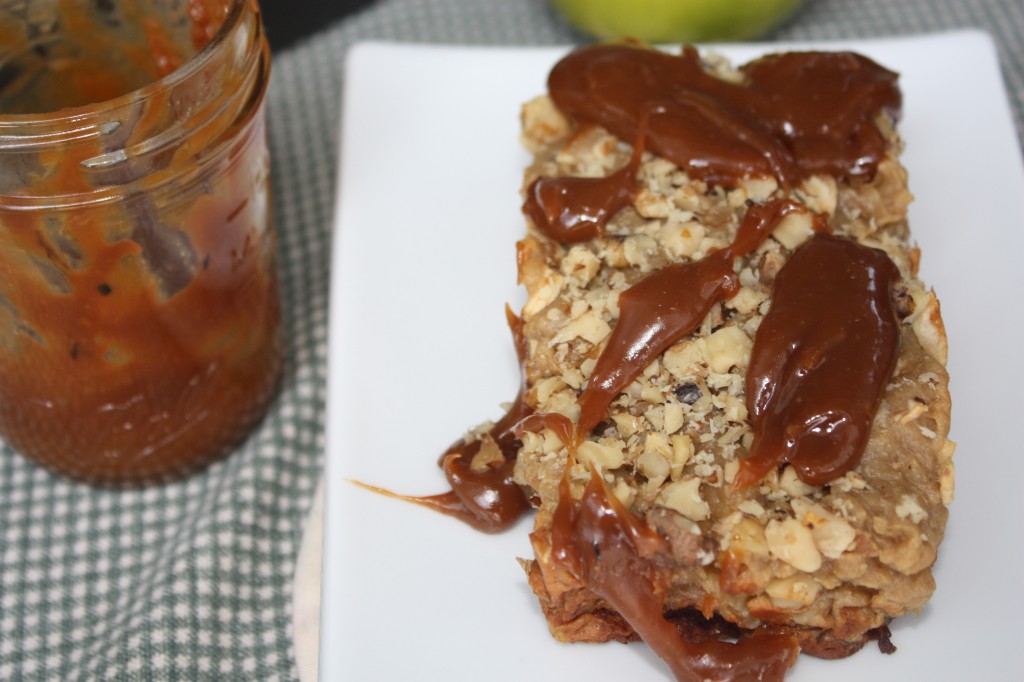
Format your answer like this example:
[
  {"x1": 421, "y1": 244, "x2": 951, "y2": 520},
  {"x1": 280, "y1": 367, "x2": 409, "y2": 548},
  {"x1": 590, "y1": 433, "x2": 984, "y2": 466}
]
[{"x1": 0, "y1": 0, "x2": 282, "y2": 485}]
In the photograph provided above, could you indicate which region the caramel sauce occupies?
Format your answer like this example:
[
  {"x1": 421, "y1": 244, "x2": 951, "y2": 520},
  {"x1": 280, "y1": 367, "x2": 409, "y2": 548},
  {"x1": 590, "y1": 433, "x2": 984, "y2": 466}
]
[
  {"x1": 523, "y1": 161, "x2": 638, "y2": 244},
  {"x1": 735, "y1": 233, "x2": 901, "y2": 488},
  {"x1": 524, "y1": 43, "x2": 891, "y2": 245},
  {"x1": 545, "y1": 44, "x2": 900, "y2": 190},
  {"x1": 401, "y1": 307, "x2": 533, "y2": 533},
  {"x1": 523, "y1": 115, "x2": 647, "y2": 244},
  {"x1": 552, "y1": 467, "x2": 799, "y2": 681},
  {"x1": 576, "y1": 251, "x2": 736, "y2": 437},
  {"x1": 402, "y1": 455, "x2": 528, "y2": 534},
  {"x1": 576, "y1": 199, "x2": 818, "y2": 440}
]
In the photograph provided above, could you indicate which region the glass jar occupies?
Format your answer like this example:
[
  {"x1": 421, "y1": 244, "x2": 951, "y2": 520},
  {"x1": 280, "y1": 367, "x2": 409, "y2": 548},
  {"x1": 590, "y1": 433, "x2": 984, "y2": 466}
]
[{"x1": 0, "y1": 0, "x2": 282, "y2": 485}]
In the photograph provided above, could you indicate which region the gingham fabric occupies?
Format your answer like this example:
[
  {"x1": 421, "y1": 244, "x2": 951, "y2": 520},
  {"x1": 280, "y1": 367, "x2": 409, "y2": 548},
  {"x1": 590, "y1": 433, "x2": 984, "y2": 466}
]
[{"x1": 2, "y1": 0, "x2": 1022, "y2": 679}]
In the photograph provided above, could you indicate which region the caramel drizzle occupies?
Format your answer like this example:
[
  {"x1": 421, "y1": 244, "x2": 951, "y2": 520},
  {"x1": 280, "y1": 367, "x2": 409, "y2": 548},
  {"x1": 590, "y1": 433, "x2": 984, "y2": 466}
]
[
  {"x1": 550, "y1": 466, "x2": 799, "y2": 682},
  {"x1": 523, "y1": 103, "x2": 653, "y2": 244},
  {"x1": 546, "y1": 44, "x2": 900, "y2": 190},
  {"x1": 391, "y1": 306, "x2": 532, "y2": 533},
  {"x1": 513, "y1": 199, "x2": 814, "y2": 681},
  {"x1": 404, "y1": 200, "x2": 810, "y2": 533},
  {"x1": 522, "y1": 157, "x2": 638, "y2": 244},
  {"x1": 524, "y1": 44, "x2": 899, "y2": 247},
  {"x1": 735, "y1": 233, "x2": 901, "y2": 488},
  {"x1": 575, "y1": 199, "x2": 817, "y2": 441}
]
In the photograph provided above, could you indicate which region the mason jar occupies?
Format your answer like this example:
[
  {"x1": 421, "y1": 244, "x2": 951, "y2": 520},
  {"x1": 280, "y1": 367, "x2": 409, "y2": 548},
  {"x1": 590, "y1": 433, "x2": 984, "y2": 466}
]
[{"x1": 0, "y1": 0, "x2": 282, "y2": 485}]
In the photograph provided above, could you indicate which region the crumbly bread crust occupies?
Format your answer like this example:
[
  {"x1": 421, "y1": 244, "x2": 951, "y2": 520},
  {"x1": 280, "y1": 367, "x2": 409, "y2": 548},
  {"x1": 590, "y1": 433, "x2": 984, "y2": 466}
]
[{"x1": 510, "y1": 54, "x2": 954, "y2": 657}]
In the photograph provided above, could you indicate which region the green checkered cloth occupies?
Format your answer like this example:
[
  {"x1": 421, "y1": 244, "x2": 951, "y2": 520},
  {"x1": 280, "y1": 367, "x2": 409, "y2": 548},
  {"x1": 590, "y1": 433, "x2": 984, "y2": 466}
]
[{"x1": 2, "y1": 0, "x2": 1022, "y2": 679}]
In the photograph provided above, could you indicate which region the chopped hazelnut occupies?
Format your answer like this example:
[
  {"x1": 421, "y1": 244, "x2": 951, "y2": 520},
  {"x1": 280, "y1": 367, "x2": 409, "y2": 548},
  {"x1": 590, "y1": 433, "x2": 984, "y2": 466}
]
[
  {"x1": 657, "y1": 477, "x2": 711, "y2": 521},
  {"x1": 765, "y1": 518, "x2": 823, "y2": 573},
  {"x1": 700, "y1": 326, "x2": 752, "y2": 373},
  {"x1": 577, "y1": 439, "x2": 626, "y2": 471}
]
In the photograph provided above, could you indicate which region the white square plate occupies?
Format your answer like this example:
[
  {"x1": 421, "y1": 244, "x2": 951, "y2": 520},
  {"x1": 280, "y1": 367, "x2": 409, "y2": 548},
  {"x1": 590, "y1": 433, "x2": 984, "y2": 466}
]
[{"x1": 321, "y1": 31, "x2": 1024, "y2": 681}]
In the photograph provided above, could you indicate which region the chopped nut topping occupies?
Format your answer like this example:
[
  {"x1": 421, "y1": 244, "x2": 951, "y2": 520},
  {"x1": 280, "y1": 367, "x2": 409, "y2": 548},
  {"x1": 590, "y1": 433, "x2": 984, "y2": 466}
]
[
  {"x1": 765, "y1": 517, "x2": 823, "y2": 573},
  {"x1": 792, "y1": 498, "x2": 856, "y2": 559},
  {"x1": 894, "y1": 494, "x2": 928, "y2": 524},
  {"x1": 701, "y1": 326, "x2": 753, "y2": 374},
  {"x1": 766, "y1": 574, "x2": 822, "y2": 610},
  {"x1": 779, "y1": 465, "x2": 819, "y2": 498},
  {"x1": 549, "y1": 310, "x2": 611, "y2": 347},
  {"x1": 657, "y1": 477, "x2": 711, "y2": 521},
  {"x1": 770, "y1": 209, "x2": 816, "y2": 250},
  {"x1": 738, "y1": 499, "x2": 767, "y2": 519},
  {"x1": 908, "y1": 289, "x2": 948, "y2": 365},
  {"x1": 577, "y1": 439, "x2": 626, "y2": 471}
]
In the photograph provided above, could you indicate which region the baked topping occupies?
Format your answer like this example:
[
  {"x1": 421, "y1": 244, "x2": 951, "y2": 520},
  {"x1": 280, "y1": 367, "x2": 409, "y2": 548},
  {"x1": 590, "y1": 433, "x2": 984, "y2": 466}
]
[
  {"x1": 735, "y1": 233, "x2": 902, "y2": 488},
  {"x1": 513, "y1": 45, "x2": 913, "y2": 681}
]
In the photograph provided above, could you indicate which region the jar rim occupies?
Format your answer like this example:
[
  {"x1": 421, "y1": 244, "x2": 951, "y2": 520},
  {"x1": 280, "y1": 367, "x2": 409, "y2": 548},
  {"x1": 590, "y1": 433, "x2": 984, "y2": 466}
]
[
  {"x1": 0, "y1": 0, "x2": 252, "y2": 127},
  {"x1": 0, "y1": 0, "x2": 270, "y2": 208}
]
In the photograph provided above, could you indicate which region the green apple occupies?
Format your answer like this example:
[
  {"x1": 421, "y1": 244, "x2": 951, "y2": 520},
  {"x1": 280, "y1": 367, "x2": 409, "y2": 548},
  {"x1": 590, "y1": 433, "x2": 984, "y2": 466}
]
[{"x1": 550, "y1": 0, "x2": 806, "y2": 43}]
